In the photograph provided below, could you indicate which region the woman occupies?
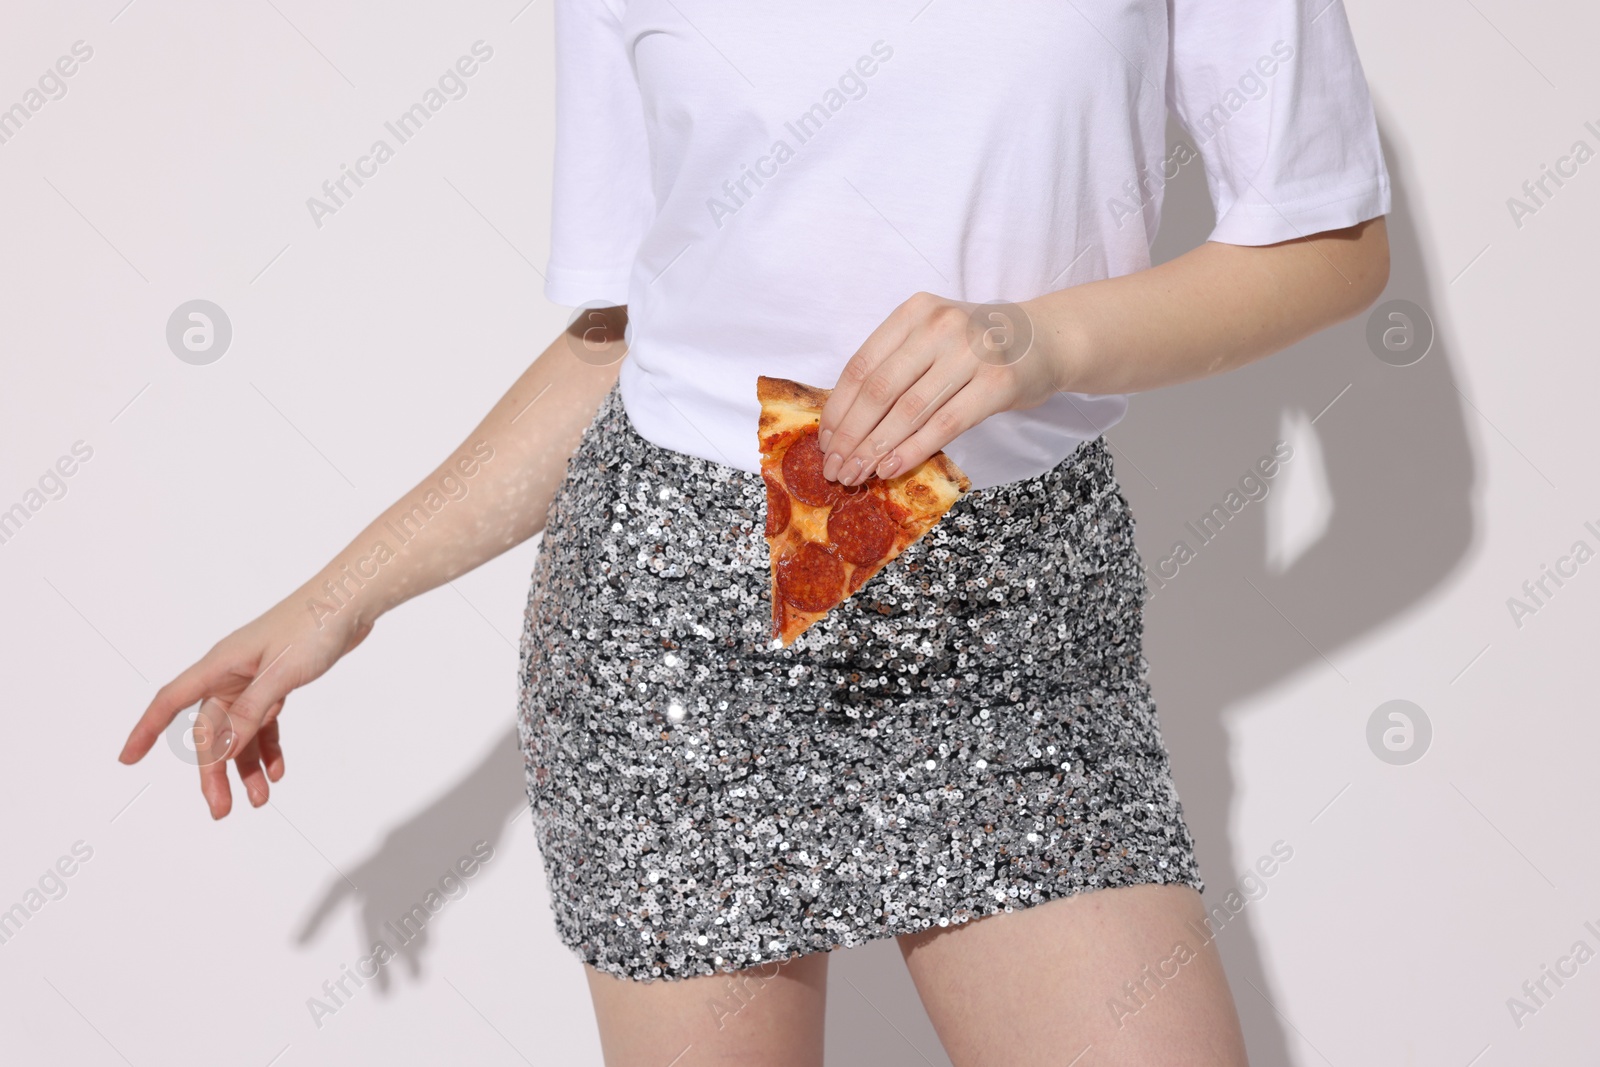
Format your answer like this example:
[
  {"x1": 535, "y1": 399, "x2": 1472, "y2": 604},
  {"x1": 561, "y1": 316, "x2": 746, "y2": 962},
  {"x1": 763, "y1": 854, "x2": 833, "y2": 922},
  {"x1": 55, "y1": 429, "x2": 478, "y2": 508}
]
[{"x1": 121, "y1": 2, "x2": 1390, "y2": 1063}]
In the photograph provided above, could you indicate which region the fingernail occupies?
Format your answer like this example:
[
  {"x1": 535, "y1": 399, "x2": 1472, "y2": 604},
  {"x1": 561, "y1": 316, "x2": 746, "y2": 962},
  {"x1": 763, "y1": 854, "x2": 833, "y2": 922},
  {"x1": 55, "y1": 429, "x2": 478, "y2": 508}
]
[
  {"x1": 823, "y1": 452, "x2": 843, "y2": 481},
  {"x1": 844, "y1": 457, "x2": 865, "y2": 485},
  {"x1": 818, "y1": 429, "x2": 832, "y2": 453},
  {"x1": 876, "y1": 455, "x2": 901, "y2": 478}
]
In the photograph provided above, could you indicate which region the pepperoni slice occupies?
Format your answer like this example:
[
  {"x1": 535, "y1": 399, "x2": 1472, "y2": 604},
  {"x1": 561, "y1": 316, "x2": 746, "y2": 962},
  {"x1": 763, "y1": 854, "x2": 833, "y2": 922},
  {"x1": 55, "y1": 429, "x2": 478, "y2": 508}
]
[
  {"x1": 777, "y1": 541, "x2": 846, "y2": 613},
  {"x1": 762, "y1": 471, "x2": 790, "y2": 537},
  {"x1": 827, "y1": 491, "x2": 896, "y2": 566},
  {"x1": 780, "y1": 429, "x2": 841, "y2": 507}
]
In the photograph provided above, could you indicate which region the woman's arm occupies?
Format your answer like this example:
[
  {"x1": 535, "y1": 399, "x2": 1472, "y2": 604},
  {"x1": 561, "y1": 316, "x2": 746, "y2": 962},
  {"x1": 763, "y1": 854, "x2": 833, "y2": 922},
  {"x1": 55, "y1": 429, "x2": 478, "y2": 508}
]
[
  {"x1": 1031, "y1": 216, "x2": 1390, "y2": 395},
  {"x1": 118, "y1": 307, "x2": 629, "y2": 817},
  {"x1": 298, "y1": 306, "x2": 628, "y2": 634},
  {"x1": 817, "y1": 217, "x2": 1390, "y2": 485}
]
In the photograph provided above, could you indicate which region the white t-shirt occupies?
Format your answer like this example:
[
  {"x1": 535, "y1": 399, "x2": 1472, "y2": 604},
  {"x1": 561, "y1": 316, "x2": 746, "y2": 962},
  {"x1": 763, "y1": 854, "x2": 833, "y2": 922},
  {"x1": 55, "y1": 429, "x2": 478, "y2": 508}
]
[{"x1": 545, "y1": 0, "x2": 1391, "y2": 490}]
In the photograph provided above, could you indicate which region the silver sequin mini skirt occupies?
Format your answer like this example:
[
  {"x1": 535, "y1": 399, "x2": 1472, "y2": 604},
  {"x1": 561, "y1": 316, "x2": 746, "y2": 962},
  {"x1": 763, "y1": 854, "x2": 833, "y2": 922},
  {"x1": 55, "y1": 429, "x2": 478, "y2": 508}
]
[{"x1": 516, "y1": 386, "x2": 1203, "y2": 981}]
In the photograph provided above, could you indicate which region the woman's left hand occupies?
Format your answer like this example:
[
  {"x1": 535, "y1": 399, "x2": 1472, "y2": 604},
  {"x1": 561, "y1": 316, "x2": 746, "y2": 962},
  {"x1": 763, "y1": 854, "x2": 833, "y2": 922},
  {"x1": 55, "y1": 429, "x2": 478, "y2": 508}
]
[{"x1": 817, "y1": 291, "x2": 1069, "y2": 485}]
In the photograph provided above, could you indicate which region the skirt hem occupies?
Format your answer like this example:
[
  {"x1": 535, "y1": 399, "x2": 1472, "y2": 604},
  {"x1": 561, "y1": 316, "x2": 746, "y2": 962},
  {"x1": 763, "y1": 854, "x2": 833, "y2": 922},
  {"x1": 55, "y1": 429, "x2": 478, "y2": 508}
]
[{"x1": 560, "y1": 863, "x2": 1207, "y2": 983}]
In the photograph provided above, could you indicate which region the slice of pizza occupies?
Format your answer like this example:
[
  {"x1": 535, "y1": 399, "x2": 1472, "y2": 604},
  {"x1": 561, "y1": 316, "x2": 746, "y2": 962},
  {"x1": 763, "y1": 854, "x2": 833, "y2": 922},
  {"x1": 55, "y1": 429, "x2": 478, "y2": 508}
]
[{"x1": 757, "y1": 375, "x2": 971, "y2": 647}]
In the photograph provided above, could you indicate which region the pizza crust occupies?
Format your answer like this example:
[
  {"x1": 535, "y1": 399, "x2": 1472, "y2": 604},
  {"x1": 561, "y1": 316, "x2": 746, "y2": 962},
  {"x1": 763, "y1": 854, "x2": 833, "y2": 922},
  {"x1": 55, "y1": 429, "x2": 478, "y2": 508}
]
[{"x1": 756, "y1": 375, "x2": 831, "y2": 452}]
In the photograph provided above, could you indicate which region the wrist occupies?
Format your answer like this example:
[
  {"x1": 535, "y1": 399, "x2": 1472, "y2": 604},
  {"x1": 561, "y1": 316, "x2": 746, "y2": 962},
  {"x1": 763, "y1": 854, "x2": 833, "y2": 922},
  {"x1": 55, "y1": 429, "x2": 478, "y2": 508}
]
[
  {"x1": 294, "y1": 558, "x2": 394, "y2": 637},
  {"x1": 1022, "y1": 294, "x2": 1092, "y2": 394}
]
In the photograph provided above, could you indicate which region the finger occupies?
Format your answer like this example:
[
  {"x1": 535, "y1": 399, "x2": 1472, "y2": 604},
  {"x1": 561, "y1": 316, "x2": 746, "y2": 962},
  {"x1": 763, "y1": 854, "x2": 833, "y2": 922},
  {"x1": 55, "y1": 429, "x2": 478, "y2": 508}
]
[
  {"x1": 192, "y1": 648, "x2": 295, "y2": 819},
  {"x1": 200, "y1": 749, "x2": 232, "y2": 820},
  {"x1": 834, "y1": 360, "x2": 977, "y2": 486},
  {"x1": 821, "y1": 343, "x2": 937, "y2": 484},
  {"x1": 258, "y1": 715, "x2": 285, "y2": 783},
  {"x1": 823, "y1": 297, "x2": 986, "y2": 484},
  {"x1": 222, "y1": 644, "x2": 298, "y2": 755},
  {"x1": 233, "y1": 736, "x2": 270, "y2": 808},
  {"x1": 869, "y1": 379, "x2": 992, "y2": 481},
  {"x1": 120, "y1": 656, "x2": 236, "y2": 764},
  {"x1": 817, "y1": 294, "x2": 929, "y2": 455}
]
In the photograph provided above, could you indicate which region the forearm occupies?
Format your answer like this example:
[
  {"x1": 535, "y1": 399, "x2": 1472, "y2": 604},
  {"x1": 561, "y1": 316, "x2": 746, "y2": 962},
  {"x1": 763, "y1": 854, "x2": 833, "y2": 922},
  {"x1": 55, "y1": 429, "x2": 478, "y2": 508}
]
[
  {"x1": 289, "y1": 309, "x2": 627, "y2": 632},
  {"x1": 1031, "y1": 217, "x2": 1390, "y2": 396}
]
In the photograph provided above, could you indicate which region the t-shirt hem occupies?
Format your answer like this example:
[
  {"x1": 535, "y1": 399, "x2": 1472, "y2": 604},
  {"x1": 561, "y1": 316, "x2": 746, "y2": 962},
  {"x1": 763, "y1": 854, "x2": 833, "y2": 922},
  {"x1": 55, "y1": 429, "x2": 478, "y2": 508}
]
[
  {"x1": 543, "y1": 263, "x2": 633, "y2": 308},
  {"x1": 617, "y1": 370, "x2": 1126, "y2": 494},
  {"x1": 1205, "y1": 175, "x2": 1390, "y2": 247}
]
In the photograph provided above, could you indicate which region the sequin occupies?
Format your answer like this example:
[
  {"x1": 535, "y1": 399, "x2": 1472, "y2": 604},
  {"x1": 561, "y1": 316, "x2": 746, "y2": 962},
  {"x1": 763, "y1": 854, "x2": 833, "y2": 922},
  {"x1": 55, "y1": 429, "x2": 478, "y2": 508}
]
[{"x1": 516, "y1": 387, "x2": 1204, "y2": 982}]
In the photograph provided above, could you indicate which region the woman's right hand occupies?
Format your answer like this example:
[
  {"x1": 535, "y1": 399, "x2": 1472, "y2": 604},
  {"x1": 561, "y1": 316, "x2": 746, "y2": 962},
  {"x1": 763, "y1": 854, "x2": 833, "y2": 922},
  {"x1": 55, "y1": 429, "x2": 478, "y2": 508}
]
[
  {"x1": 117, "y1": 585, "x2": 376, "y2": 819},
  {"x1": 118, "y1": 312, "x2": 629, "y2": 819}
]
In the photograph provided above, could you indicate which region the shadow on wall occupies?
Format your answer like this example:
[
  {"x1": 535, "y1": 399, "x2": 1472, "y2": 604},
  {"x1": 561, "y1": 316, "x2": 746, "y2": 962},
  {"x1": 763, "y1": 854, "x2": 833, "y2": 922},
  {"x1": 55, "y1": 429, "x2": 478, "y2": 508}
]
[
  {"x1": 289, "y1": 112, "x2": 1474, "y2": 1066},
  {"x1": 292, "y1": 728, "x2": 526, "y2": 996},
  {"x1": 1101, "y1": 112, "x2": 1475, "y2": 1066}
]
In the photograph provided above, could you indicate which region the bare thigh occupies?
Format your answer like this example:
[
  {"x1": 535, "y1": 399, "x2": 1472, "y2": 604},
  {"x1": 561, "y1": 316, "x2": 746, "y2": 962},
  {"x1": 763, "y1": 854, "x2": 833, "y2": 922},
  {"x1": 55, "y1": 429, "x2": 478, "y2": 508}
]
[
  {"x1": 897, "y1": 884, "x2": 1248, "y2": 1067},
  {"x1": 584, "y1": 953, "x2": 829, "y2": 1067}
]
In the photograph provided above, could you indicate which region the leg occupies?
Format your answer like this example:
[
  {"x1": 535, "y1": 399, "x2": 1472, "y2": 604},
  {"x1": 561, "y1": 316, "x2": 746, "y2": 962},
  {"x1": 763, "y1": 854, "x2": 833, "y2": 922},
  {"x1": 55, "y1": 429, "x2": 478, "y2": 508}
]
[
  {"x1": 584, "y1": 951, "x2": 829, "y2": 1067},
  {"x1": 897, "y1": 884, "x2": 1248, "y2": 1067}
]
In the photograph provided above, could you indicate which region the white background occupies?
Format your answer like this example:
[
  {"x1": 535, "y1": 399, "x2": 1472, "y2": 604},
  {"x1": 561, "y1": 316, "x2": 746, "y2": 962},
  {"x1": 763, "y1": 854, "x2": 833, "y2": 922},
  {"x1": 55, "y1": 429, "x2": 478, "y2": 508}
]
[{"x1": 1, "y1": 1, "x2": 1596, "y2": 1064}]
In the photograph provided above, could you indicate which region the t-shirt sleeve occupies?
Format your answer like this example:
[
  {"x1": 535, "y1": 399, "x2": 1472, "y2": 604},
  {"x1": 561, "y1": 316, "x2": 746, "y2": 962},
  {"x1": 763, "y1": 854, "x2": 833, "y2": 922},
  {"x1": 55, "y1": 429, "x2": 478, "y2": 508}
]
[
  {"x1": 545, "y1": 0, "x2": 654, "y2": 307},
  {"x1": 1166, "y1": 0, "x2": 1391, "y2": 246}
]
